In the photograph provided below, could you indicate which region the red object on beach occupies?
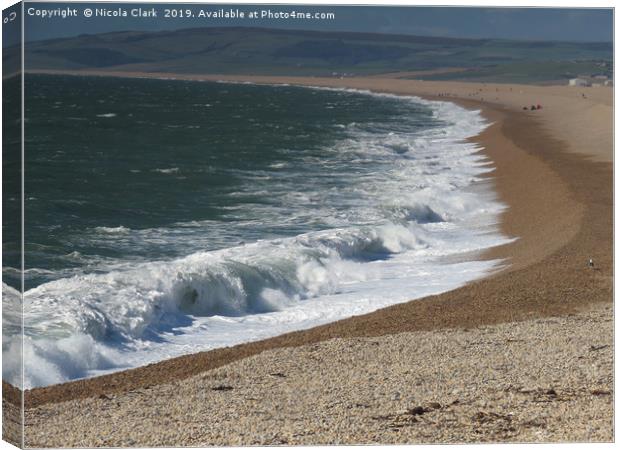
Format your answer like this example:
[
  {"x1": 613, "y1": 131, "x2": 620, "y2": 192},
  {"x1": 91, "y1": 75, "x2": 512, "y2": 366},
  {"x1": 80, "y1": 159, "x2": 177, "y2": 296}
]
[{"x1": 537, "y1": 104, "x2": 542, "y2": 109}]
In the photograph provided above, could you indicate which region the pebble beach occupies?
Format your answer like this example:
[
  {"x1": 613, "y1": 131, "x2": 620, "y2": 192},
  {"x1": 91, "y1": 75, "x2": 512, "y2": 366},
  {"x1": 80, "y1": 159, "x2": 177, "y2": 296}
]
[{"x1": 23, "y1": 302, "x2": 613, "y2": 446}]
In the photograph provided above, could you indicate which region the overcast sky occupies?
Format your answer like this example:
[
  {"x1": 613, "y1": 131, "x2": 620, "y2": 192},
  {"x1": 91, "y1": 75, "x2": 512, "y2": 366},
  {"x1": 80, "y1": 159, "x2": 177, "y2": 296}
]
[{"x1": 7, "y1": 3, "x2": 615, "y2": 44}]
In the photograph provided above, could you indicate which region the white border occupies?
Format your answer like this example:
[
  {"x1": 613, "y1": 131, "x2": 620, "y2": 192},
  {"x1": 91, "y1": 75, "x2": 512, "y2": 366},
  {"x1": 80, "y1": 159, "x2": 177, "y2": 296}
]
[{"x1": 0, "y1": 2, "x2": 616, "y2": 450}]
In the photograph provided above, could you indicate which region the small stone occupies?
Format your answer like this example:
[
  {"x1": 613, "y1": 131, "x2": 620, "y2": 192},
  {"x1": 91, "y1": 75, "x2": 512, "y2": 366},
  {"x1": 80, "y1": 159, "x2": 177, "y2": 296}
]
[
  {"x1": 591, "y1": 389, "x2": 611, "y2": 396},
  {"x1": 473, "y1": 411, "x2": 487, "y2": 422},
  {"x1": 407, "y1": 406, "x2": 426, "y2": 416},
  {"x1": 211, "y1": 385, "x2": 234, "y2": 391},
  {"x1": 590, "y1": 345, "x2": 609, "y2": 351}
]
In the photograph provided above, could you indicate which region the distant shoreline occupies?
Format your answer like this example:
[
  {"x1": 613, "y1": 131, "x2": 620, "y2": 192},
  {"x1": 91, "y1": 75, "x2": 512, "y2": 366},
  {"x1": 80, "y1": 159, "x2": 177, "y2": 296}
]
[{"x1": 4, "y1": 73, "x2": 612, "y2": 443}]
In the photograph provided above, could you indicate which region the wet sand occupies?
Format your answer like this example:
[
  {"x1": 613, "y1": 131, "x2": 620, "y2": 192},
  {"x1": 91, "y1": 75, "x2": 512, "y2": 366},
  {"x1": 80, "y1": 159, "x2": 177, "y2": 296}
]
[{"x1": 7, "y1": 72, "x2": 613, "y2": 445}]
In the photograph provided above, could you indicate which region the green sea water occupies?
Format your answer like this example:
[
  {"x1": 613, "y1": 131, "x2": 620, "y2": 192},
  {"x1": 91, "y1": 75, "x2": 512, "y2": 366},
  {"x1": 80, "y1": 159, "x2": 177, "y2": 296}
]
[{"x1": 16, "y1": 74, "x2": 435, "y2": 289}]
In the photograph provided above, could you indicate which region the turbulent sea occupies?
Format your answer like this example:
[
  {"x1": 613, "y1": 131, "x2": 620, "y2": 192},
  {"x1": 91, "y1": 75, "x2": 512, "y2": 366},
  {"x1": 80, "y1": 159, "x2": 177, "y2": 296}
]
[{"x1": 3, "y1": 75, "x2": 511, "y2": 388}]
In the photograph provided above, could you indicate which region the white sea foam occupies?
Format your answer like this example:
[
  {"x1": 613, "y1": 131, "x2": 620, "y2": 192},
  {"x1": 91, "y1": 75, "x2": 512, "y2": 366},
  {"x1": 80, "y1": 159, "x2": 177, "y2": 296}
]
[
  {"x1": 2, "y1": 283, "x2": 22, "y2": 389},
  {"x1": 5, "y1": 87, "x2": 514, "y2": 388},
  {"x1": 96, "y1": 113, "x2": 117, "y2": 118},
  {"x1": 153, "y1": 167, "x2": 180, "y2": 174},
  {"x1": 94, "y1": 226, "x2": 131, "y2": 234},
  {"x1": 268, "y1": 162, "x2": 288, "y2": 169}
]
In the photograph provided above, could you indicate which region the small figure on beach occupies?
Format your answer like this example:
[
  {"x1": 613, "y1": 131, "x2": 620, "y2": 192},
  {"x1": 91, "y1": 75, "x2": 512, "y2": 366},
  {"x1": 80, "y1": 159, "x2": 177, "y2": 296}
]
[{"x1": 588, "y1": 258, "x2": 595, "y2": 268}]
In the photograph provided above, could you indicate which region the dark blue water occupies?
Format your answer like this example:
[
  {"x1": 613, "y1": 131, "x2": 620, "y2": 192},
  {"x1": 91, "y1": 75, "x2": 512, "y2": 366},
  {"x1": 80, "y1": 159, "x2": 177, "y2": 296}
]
[{"x1": 20, "y1": 75, "x2": 436, "y2": 289}]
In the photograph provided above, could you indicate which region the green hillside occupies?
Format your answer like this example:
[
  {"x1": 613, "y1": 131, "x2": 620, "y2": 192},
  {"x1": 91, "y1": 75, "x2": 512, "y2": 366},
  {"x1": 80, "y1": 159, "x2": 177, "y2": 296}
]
[{"x1": 20, "y1": 26, "x2": 613, "y2": 83}]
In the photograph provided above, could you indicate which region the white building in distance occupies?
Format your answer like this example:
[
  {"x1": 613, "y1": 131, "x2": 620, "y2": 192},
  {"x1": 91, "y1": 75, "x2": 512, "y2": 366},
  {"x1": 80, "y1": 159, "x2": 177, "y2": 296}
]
[{"x1": 569, "y1": 78, "x2": 590, "y2": 87}]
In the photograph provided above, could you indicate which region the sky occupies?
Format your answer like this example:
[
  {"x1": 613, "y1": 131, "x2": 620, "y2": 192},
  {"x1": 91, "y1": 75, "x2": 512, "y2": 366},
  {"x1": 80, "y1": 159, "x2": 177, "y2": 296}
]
[{"x1": 3, "y1": 3, "x2": 614, "y2": 45}]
